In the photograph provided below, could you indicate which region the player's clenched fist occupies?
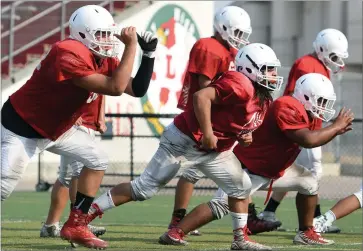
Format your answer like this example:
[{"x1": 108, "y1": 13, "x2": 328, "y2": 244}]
[
  {"x1": 238, "y1": 132, "x2": 253, "y2": 147},
  {"x1": 115, "y1": 26, "x2": 137, "y2": 46}
]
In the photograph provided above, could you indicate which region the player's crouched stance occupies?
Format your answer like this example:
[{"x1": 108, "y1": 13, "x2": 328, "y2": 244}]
[
  {"x1": 85, "y1": 43, "x2": 282, "y2": 251},
  {"x1": 1, "y1": 5, "x2": 158, "y2": 250},
  {"x1": 160, "y1": 73, "x2": 353, "y2": 249}
]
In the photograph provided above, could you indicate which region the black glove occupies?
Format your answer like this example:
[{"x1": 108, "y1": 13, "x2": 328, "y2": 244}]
[{"x1": 137, "y1": 31, "x2": 158, "y2": 58}]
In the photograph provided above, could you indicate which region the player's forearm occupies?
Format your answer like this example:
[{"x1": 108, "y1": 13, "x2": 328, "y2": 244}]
[
  {"x1": 131, "y1": 56, "x2": 155, "y2": 97},
  {"x1": 98, "y1": 95, "x2": 106, "y2": 123},
  {"x1": 109, "y1": 44, "x2": 137, "y2": 95},
  {"x1": 299, "y1": 124, "x2": 340, "y2": 148},
  {"x1": 193, "y1": 92, "x2": 213, "y2": 135}
]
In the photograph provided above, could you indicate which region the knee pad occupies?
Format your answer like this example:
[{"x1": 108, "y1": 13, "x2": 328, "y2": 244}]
[
  {"x1": 1, "y1": 184, "x2": 14, "y2": 201},
  {"x1": 207, "y1": 198, "x2": 230, "y2": 220},
  {"x1": 57, "y1": 176, "x2": 71, "y2": 188},
  {"x1": 130, "y1": 177, "x2": 159, "y2": 201},
  {"x1": 353, "y1": 190, "x2": 363, "y2": 208},
  {"x1": 71, "y1": 162, "x2": 83, "y2": 179},
  {"x1": 297, "y1": 176, "x2": 319, "y2": 195},
  {"x1": 58, "y1": 162, "x2": 73, "y2": 188},
  {"x1": 1, "y1": 175, "x2": 21, "y2": 201},
  {"x1": 86, "y1": 151, "x2": 109, "y2": 171},
  {"x1": 181, "y1": 168, "x2": 204, "y2": 184}
]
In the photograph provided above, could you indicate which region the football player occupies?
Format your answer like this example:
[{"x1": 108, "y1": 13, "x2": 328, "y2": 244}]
[
  {"x1": 314, "y1": 187, "x2": 362, "y2": 233},
  {"x1": 160, "y1": 73, "x2": 353, "y2": 247},
  {"x1": 1, "y1": 5, "x2": 157, "y2": 249},
  {"x1": 258, "y1": 28, "x2": 349, "y2": 234},
  {"x1": 40, "y1": 96, "x2": 107, "y2": 239},
  {"x1": 170, "y1": 5, "x2": 280, "y2": 237},
  {"x1": 86, "y1": 43, "x2": 283, "y2": 251}
]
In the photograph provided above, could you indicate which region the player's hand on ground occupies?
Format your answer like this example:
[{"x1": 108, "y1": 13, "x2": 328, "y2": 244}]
[
  {"x1": 200, "y1": 133, "x2": 218, "y2": 151},
  {"x1": 115, "y1": 27, "x2": 137, "y2": 46},
  {"x1": 74, "y1": 117, "x2": 83, "y2": 126},
  {"x1": 137, "y1": 31, "x2": 158, "y2": 58},
  {"x1": 333, "y1": 107, "x2": 354, "y2": 135},
  {"x1": 238, "y1": 132, "x2": 253, "y2": 147}
]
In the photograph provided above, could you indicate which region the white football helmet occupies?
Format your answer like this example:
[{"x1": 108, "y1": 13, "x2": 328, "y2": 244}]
[
  {"x1": 69, "y1": 5, "x2": 121, "y2": 58},
  {"x1": 293, "y1": 73, "x2": 336, "y2": 122},
  {"x1": 235, "y1": 43, "x2": 283, "y2": 91},
  {"x1": 214, "y1": 6, "x2": 252, "y2": 49},
  {"x1": 313, "y1": 28, "x2": 349, "y2": 74}
]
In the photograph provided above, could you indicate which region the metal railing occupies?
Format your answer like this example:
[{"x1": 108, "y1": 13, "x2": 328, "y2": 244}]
[{"x1": 1, "y1": 0, "x2": 124, "y2": 79}]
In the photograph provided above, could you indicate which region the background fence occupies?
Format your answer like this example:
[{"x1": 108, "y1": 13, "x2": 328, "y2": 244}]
[{"x1": 36, "y1": 112, "x2": 363, "y2": 200}]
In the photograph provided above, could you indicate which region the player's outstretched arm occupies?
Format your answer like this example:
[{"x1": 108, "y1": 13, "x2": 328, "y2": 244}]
[
  {"x1": 284, "y1": 107, "x2": 354, "y2": 148},
  {"x1": 73, "y1": 27, "x2": 138, "y2": 96}
]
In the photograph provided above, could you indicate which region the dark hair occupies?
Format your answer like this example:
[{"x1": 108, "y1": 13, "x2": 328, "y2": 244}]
[{"x1": 252, "y1": 81, "x2": 273, "y2": 109}]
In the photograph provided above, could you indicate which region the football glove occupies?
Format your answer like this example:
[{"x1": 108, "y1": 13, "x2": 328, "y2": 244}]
[{"x1": 137, "y1": 31, "x2": 158, "y2": 58}]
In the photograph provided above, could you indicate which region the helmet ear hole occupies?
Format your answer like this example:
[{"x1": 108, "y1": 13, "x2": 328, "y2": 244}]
[
  {"x1": 246, "y1": 67, "x2": 252, "y2": 74},
  {"x1": 223, "y1": 25, "x2": 227, "y2": 31},
  {"x1": 79, "y1": 32, "x2": 86, "y2": 39},
  {"x1": 237, "y1": 66, "x2": 243, "y2": 72},
  {"x1": 320, "y1": 46, "x2": 323, "y2": 52},
  {"x1": 304, "y1": 95, "x2": 309, "y2": 101}
]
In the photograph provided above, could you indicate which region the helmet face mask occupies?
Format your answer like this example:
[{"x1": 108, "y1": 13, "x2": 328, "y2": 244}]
[
  {"x1": 313, "y1": 28, "x2": 349, "y2": 74},
  {"x1": 235, "y1": 43, "x2": 283, "y2": 92},
  {"x1": 69, "y1": 5, "x2": 122, "y2": 58},
  {"x1": 226, "y1": 27, "x2": 252, "y2": 49},
  {"x1": 293, "y1": 73, "x2": 337, "y2": 122},
  {"x1": 321, "y1": 52, "x2": 346, "y2": 74},
  {"x1": 88, "y1": 28, "x2": 121, "y2": 58},
  {"x1": 255, "y1": 62, "x2": 283, "y2": 91},
  {"x1": 214, "y1": 6, "x2": 252, "y2": 49},
  {"x1": 306, "y1": 94, "x2": 336, "y2": 122}
]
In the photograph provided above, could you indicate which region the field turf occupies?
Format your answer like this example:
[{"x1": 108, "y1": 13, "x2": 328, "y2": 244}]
[{"x1": 1, "y1": 192, "x2": 362, "y2": 250}]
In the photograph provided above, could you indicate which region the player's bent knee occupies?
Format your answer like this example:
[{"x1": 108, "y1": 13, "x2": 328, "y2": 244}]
[
  {"x1": 353, "y1": 190, "x2": 363, "y2": 208},
  {"x1": 1, "y1": 178, "x2": 18, "y2": 201},
  {"x1": 181, "y1": 169, "x2": 204, "y2": 184},
  {"x1": 72, "y1": 167, "x2": 82, "y2": 179},
  {"x1": 1, "y1": 188, "x2": 11, "y2": 201},
  {"x1": 86, "y1": 152, "x2": 109, "y2": 171},
  {"x1": 297, "y1": 180, "x2": 318, "y2": 195},
  {"x1": 57, "y1": 176, "x2": 71, "y2": 188},
  {"x1": 208, "y1": 198, "x2": 230, "y2": 220},
  {"x1": 130, "y1": 178, "x2": 159, "y2": 201}
]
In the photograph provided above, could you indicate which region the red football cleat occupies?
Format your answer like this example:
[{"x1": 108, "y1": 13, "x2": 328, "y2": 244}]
[{"x1": 60, "y1": 208, "x2": 107, "y2": 249}]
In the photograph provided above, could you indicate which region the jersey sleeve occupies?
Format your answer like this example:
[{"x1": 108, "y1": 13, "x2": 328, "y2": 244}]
[
  {"x1": 55, "y1": 47, "x2": 96, "y2": 82},
  {"x1": 284, "y1": 64, "x2": 310, "y2": 95},
  {"x1": 274, "y1": 100, "x2": 310, "y2": 131},
  {"x1": 187, "y1": 41, "x2": 221, "y2": 80},
  {"x1": 210, "y1": 72, "x2": 249, "y2": 104},
  {"x1": 106, "y1": 57, "x2": 120, "y2": 77}
]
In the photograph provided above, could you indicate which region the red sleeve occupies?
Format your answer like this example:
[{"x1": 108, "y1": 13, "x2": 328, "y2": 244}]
[
  {"x1": 55, "y1": 47, "x2": 95, "y2": 82},
  {"x1": 187, "y1": 44, "x2": 221, "y2": 80},
  {"x1": 106, "y1": 57, "x2": 120, "y2": 77},
  {"x1": 210, "y1": 72, "x2": 249, "y2": 104},
  {"x1": 274, "y1": 101, "x2": 310, "y2": 131}
]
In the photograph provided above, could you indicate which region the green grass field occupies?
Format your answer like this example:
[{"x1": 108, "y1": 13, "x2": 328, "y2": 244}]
[{"x1": 1, "y1": 192, "x2": 362, "y2": 251}]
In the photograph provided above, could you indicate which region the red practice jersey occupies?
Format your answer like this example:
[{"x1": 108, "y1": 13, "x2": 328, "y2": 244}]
[
  {"x1": 10, "y1": 39, "x2": 118, "y2": 140},
  {"x1": 283, "y1": 54, "x2": 330, "y2": 130},
  {"x1": 174, "y1": 71, "x2": 269, "y2": 152},
  {"x1": 80, "y1": 94, "x2": 103, "y2": 131},
  {"x1": 234, "y1": 96, "x2": 319, "y2": 179},
  {"x1": 177, "y1": 37, "x2": 236, "y2": 111}
]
